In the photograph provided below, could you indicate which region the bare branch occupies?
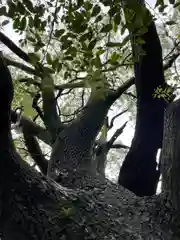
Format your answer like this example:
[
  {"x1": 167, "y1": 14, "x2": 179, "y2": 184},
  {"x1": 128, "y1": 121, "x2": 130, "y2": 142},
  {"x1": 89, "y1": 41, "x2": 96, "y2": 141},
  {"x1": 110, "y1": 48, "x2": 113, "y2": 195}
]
[
  {"x1": 0, "y1": 31, "x2": 30, "y2": 63},
  {"x1": 108, "y1": 121, "x2": 128, "y2": 147},
  {"x1": 22, "y1": 125, "x2": 48, "y2": 175},
  {"x1": 111, "y1": 143, "x2": 129, "y2": 149},
  {"x1": 109, "y1": 109, "x2": 128, "y2": 129},
  {"x1": 11, "y1": 110, "x2": 52, "y2": 146},
  {"x1": 19, "y1": 78, "x2": 85, "y2": 91},
  {"x1": 163, "y1": 52, "x2": 180, "y2": 70},
  {"x1": 6, "y1": 58, "x2": 40, "y2": 76},
  {"x1": 108, "y1": 77, "x2": 135, "y2": 102},
  {"x1": 124, "y1": 92, "x2": 137, "y2": 99},
  {"x1": 32, "y1": 93, "x2": 45, "y2": 122}
]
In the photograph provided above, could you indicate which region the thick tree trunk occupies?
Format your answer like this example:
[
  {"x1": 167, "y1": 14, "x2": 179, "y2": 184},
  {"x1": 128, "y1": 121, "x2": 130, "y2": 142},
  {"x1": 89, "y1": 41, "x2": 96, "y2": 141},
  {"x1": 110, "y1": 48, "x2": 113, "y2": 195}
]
[
  {"x1": 47, "y1": 95, "x2": 112, "y2": 187},
  {"x1": 118, "y1": 5, "x2": 167, "y2": 196},
  {"x1": 160, "y1": 99, "x2": 180, "y2": 211},
  {"x1": 0, "y1": 140, "x2": 180, "y2": 239}
]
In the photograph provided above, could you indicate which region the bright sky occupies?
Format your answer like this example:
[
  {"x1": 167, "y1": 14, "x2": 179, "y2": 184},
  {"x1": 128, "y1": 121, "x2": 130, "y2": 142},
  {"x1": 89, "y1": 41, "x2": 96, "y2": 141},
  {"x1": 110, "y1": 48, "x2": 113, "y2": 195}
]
[{"x1": 147, "y1": 0, "x2": 156, "y2": 7}]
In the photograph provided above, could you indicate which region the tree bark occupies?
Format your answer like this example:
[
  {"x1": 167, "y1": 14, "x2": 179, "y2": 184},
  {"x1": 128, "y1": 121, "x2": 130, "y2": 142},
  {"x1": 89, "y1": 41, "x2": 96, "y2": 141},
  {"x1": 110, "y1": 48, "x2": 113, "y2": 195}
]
[
  {"x1": 0, "y1": 43, "x2": 180, "y2": 240},
  {"x1": 47, "y1": 94, "x2": 112, "y2": 187},
  {"x1": 118, "y1": 4, "x2": 167, "y2": 196},
  {"x1": 160, "y1": 99, "x2": 180, "y2": 211}
]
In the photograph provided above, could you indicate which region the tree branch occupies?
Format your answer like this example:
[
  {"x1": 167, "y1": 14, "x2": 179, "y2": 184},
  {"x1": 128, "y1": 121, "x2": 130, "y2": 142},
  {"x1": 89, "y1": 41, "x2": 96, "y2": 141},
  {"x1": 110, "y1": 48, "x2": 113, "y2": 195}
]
[
  {"x1": 109, "y1": 110, "x2": 128, "y2": 129},
  {"x1": 41, "y1": 75, "x2": 62, "y2": 143},
  {"x1": 22, "y1": 124, "x2": 48, "y2": 175},
  {"x1": 111, "y1": 143, "x2": 129, "y2": 149},
  {"x1": 11, "y1": 110, "x2": 52, "y2": 146},
  {"x1": 108, "y1": 121, "x2": 128, "y2": 147},
  {"x1": 0, "y1": 31, "x2": 30, "y2": 63},
  {"x1": 108, "y1": 50, "x2": 180, "y2": 103},
  {"x1": 108, "y1": 77, "x2": 135, "y2": 102},
  {"x1": 6, "y1": 58, "x2": 39, "y2": 76},
  {"x1": 124, "y1": 91, "x2": 137, "y2": 99}
]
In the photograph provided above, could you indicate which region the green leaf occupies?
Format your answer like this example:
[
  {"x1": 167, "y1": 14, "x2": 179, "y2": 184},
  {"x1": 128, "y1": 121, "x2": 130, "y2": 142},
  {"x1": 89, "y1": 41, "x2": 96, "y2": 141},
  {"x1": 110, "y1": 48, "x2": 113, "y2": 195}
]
[
  {"x1": 108, "y1": 6, "x2": 119, "y2": 17},
  {"x1": 113, "y1": 22, "x2": 118, "y2": 33},
  {"x1": 57, "y1": 63, "x2": 62, "y2": 72},
  {"x1": 66, "y1": 32, "x2": 76, "y2": 39},
  {"x1": 28, "y1": 16, "x2": 34, "y2": 28},
  {"x1": 60, "y1": 35, "x2": 68, "y2": 43},
  {"x1": 93, "y1": 55, "x2": 101, "y2": 68},
  {"x1": 165, "y1": 20, "x2": 176, "y2": 25},
  {"x1": 17, "y1": 1, "x2": 26, "y2": 14},
  {"x1": 27, "y1": 36, "x2": 36, "y2": 42},
  {"x1": 100, "y1": 24, "x2": 112, "y2": 33},
  {"x1": 43, "y1": 67, "x2": 54, "y2": 74},
  {"x1": 155, "y1": 0, "x2": 164, "y2": 8},
  {"x1": 34, "y1": 15, "x2": 41, "y2": 29},
  {"x1": 28, "y1": 52, "x2": 40, "y2": 64},
  {"x1": 135, "y1": 37, "x2": 145, "y2": 44},
  {"x1": 81, "y1": 41, "x2": 88, "y2": 51},
  {"x1": 102, "y1": 0, "x2": 112, "y2": 6},
  {"x1": 121, "y1": 24, "x2": 127, "y2": 35},
  {"x1": 65, "y1": 47, "x2": 77, "y2": 57},
  {"x1": 114, "y1": 13, "x2": 121, "y2": 25},
  {"x1": 77, "y1": 0, "x2": 84, "y2": 8},
  {"x1": 61, "y1": 40, "x2": 73, "y2": 50},
  {"x1": 110, "y1": 52, "x2": 120, "y2": 62},
  {"x1": 84, "y1": 1, "x2": 93, "y2": 11},
  {"x1": 23, "y1": 0, "x2": 34, "y2": 13},
  {"x1": 63, "y1": 56, "x2": 74, "y2": 61},
  {"x1": 79, "y1": 32, "x2": 90, "y2": 42},
  {"x1": 88, "y1": 39, "x2": 97, "y2": 50},
  {"x1": 34, "y1": 42, "x2": 45, "y2": 52},
  {"x1": 20, "y1": 17, "x2": 27, "y2": 30},
  {"x1": 13, "y1": 18, "x2": 20, "y2": 30},
  {"x1": 7, "y1": 2, "x2": 16, "y2": 18},
  {"x1": 106, "y1": 42, "x2": 122, "y2": 47},
  {"x1": 174, "y1": 1, "x2": 180, "y2": 7},
  {"x1": 55, "y1": 29, "x2": 65, "y2": 38},
  {"x1": 47, "y1": 2, "x2": 53, "y2": 7},
  {"x1": 136, "y1": 26, "x2": 148, "y2": 35},
  {"x1": 46, "y1": 53, "x2": 52, "y2": 64},
  {"x1": 51, "y1": 58, "x2": 59, "y2": 69},
  {"x1": 95, "y1": 15, "x2": 103, "y2": 22},
  {"x1": 96, "y1": 48, "x2": 105, "y2": 55},
  {"x1": 91, "y1": 5, "x2": 101, "y2": 17},
  {"x1": 2, "y1": 20, "x2": 9, "y2": 26},
  {"x1": 0, "y1": 6, "x2": 7, "y2": 16},
  {"x1": 64, "y1": 71, "x2": 69, "y2": 80}
]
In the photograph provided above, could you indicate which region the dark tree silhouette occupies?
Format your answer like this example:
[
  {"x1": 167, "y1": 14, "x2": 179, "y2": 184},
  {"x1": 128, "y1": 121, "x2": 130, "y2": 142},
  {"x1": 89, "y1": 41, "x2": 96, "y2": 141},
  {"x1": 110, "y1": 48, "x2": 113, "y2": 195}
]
[{"x1": 118, "y1": 8, "x2": 168, "y2": 196}]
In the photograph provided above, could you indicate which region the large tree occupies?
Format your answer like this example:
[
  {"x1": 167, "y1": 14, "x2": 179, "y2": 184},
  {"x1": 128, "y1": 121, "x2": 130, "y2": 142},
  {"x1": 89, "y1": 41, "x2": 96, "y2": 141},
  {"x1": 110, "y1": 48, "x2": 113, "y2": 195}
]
[{"x1": 0, "y1": 0, "x2": 180, "y2": 239}]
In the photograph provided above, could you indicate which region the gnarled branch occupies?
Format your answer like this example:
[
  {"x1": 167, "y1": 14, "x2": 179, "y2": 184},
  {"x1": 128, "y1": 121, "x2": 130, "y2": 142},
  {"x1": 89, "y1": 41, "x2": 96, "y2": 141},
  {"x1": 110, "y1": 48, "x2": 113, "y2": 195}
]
[
  {"x1": 11, "y1": 110, "x2": 52, "y2": 146},
  {"x1": 22, "y1": 125, "x2": 48, "y2": 175}
]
